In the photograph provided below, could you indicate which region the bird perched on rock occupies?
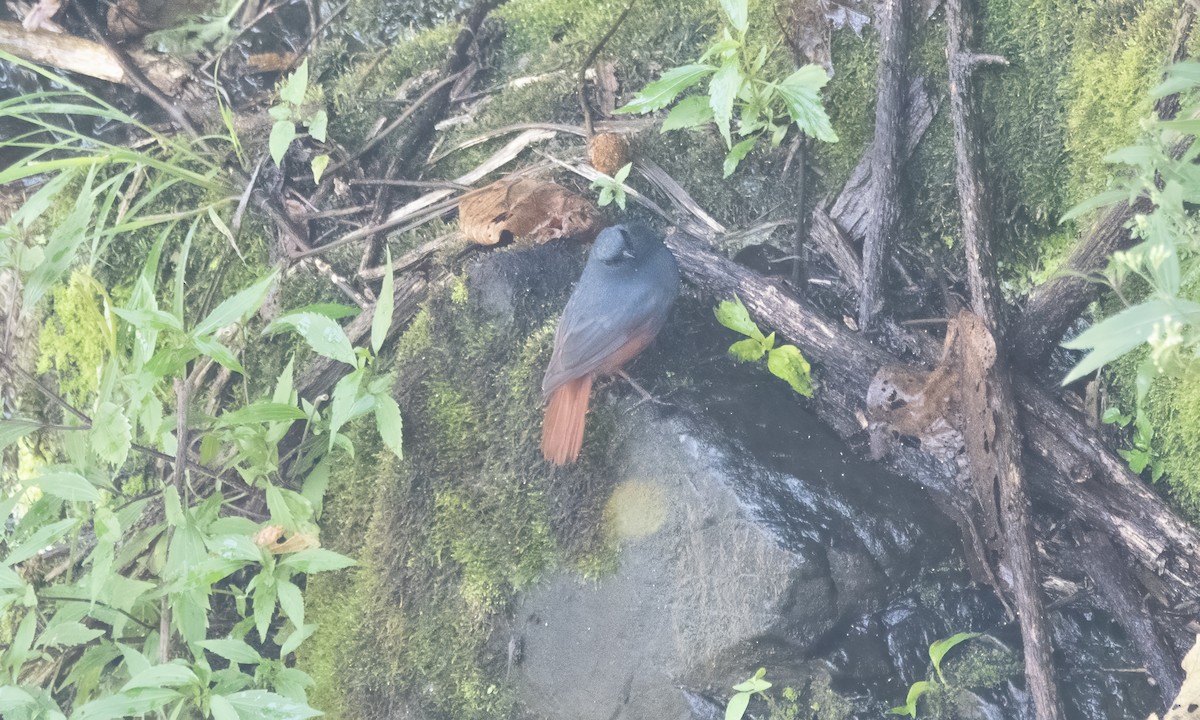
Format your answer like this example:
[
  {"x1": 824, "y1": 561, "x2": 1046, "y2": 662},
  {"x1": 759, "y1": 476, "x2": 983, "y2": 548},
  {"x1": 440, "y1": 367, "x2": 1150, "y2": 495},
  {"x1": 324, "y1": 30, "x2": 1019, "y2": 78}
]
[{"x1": 541, "y1": 222, "x2": 680, "y2": 464}]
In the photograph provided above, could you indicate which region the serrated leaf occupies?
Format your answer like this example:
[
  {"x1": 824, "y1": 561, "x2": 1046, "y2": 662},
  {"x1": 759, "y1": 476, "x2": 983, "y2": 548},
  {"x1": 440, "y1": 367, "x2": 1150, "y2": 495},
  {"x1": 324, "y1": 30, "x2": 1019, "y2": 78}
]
[
  {"x1": 4, "y1": 517, "x2": 77, "y2": 565},
  {"x1": 253, "y1": 579, "x2": 277, "y2": 642},
  {"x1": 215, "y1": 402, "x2": 307, "y2": 428},
  {"x1": 775, "y1": 67, "x2": 838, "y2": 143},
  {"x1": 193, "y1": 271, "x2": 278, "y2": 337},
  {"x1": 270, "y1": 121, "x2": 298, "y2": 166},
  {"x1": 661, "y1": 95, "x2": 714, "y2": 131},
  {"x1": 280, "y1": 548, "x2": 356, "y2": 573},
  {"x1": 38, "y1": 621, "x2": 104, "y2": 647},
  {"x1": 280, "y1": 623, "x2": 318, "y2": 657},
  {"x1": 374, "y1": 394, "x2": 403, "y2": 460},
  {"x1": 615, "y1": 64, "x2": 716, "y2": 114},
  {"x1": 714, "y1": 296, "x2": 763, "y2": 339},
  {"x1": 372, "y1": 247, "x2": 395, "y2": 354},
  {"x1": 277, "y1": 579, "x2": 304, "y2": 627},
  {"x1": 34, "y1": 470, "x2": 100, "y2": 502},
  {"x1": 718, "y1": 0, "x2": 748, "y2": 32},
  {"x1": 0, "y1": 418, "x2": 39, "y2": 453},
  {"x1": 929, "y1": 631, "x2": 982, "y2": 682},
  {"x1": 198, "y1": 638, "x2": 264, "y2": 665},
  {"x1": 90, "y1": 402, "x2": 132, "y2": 467},
  {"x1": 709, "y1": 60, "x2": 742, "y2": 148},
  {"x1": 767, "y1": 344, "x2": 813, "y2": 397},
  {"x1": 723, "y1": 137, "x2": 756, "y2": 177},
  {"x1": 264, "y1": 312, "x2": 356, "y2": 366}
]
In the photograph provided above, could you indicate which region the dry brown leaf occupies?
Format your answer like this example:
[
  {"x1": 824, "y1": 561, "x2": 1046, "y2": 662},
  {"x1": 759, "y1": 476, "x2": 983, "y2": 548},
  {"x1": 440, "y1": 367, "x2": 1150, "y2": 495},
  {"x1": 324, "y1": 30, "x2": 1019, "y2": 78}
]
[
  {"x1": 1158, "y1": 635, "x2": 1200, "y2": 719},
  {"x1": 252, "y1": 524, "x2": 320, "y2": 554},
  {"x1": 458, "y1": 177, "x2": 601, "y2": 246}
]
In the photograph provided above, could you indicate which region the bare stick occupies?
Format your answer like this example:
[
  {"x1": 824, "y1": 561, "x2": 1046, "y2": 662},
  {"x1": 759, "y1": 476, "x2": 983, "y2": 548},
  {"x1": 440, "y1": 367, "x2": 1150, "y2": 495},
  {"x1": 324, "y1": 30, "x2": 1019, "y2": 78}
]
[{"x1": 857, "y1": 0, "x2": 908, "y2": 330}]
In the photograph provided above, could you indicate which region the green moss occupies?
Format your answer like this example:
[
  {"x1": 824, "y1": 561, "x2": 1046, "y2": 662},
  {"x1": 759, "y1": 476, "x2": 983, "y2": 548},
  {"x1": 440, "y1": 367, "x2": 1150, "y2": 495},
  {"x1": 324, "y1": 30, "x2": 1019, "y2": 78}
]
[
  {"x1": 36, "y1": 270, "x2": 110, "y2": 405},
  {"x1": 1064, "y1": 0, "x2": 1175, "y2": 200},
  {"x1": 769, "y1": 675, "x2": 852, "y2": 720}
]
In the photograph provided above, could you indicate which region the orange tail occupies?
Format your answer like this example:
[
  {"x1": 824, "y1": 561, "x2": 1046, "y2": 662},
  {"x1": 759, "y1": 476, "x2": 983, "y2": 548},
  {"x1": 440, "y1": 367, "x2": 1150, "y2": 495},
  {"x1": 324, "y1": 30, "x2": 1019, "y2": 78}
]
[{"x1": 541, "y1": 375, "x2": 593, "y2": 464}]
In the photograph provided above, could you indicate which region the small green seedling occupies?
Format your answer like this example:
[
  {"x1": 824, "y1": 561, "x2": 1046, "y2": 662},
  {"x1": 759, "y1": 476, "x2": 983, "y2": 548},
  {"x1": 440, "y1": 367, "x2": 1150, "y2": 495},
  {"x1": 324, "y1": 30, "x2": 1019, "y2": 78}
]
[
  {"x1": 715, "y1": 295, "x2": 813, "y2": 396},
  {"x1": 591, "y1": 162, "x2": 632, "y2": 209},
  {"x1": 887, "y1": 681, "x2": 932, "y2": 718},
  {"x1": 268, "y1": 59, "x2": 331, "y2": 183},
  {"x1": 726, "y1": 668, "x2": 772, "y2": 720}
]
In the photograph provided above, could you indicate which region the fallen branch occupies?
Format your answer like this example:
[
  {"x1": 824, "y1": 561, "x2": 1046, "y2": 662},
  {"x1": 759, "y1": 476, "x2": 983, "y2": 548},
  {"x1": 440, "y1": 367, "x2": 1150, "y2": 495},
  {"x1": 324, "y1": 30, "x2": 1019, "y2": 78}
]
[{"x1": 857, "y1": 0, "x2": 908, "y2": 330}]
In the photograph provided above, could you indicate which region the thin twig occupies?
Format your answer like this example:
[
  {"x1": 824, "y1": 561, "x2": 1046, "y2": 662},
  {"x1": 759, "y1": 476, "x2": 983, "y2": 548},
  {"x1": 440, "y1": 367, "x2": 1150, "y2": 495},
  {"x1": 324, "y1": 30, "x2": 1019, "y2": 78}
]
[{"x1": 576, "y1": 0, "x2": 637, "y2": 136}]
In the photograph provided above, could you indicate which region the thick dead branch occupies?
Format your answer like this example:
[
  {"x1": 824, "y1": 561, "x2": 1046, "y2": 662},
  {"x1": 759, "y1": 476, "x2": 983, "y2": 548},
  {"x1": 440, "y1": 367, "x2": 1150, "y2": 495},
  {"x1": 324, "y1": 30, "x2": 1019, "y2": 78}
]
[
  {"x1": 858, "y1": 0, "x2": 908, "y2": 330},
  {"x1": 945, "y1": 0, "x2": 1059, "y2": 716}
]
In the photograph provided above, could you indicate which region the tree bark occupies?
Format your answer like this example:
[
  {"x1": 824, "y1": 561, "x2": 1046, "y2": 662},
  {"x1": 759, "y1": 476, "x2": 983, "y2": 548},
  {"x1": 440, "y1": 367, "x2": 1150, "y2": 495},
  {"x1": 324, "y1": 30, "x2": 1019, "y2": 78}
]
[
  {"x1": 945, "y1": 0, "x2": 1062, "y2": 714},
  {"x1": 857, "y1": 0, "x2": 908, "y2": 330}
]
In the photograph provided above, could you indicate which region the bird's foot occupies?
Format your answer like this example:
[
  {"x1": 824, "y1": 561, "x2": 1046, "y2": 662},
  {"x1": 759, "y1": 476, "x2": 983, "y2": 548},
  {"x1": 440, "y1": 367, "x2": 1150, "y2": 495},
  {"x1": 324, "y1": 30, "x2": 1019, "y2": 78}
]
[{"x1": 616, "y1": 370, "x2": 671, "y2": 408}]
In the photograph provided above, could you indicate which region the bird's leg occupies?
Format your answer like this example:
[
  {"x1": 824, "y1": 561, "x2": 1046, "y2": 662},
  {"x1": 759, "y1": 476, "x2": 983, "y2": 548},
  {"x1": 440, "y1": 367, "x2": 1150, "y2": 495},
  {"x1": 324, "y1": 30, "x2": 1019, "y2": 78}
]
[{"x1": 616, "y1": 369, "x2": 668, "y2": 407}]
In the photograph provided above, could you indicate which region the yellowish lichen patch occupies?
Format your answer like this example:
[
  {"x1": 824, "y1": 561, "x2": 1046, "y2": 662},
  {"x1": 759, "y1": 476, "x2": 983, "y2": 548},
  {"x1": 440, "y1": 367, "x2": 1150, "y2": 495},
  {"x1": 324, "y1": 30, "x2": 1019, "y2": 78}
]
[{"x1": 603, "y1": 480, "x2": 668, "y2": 540}]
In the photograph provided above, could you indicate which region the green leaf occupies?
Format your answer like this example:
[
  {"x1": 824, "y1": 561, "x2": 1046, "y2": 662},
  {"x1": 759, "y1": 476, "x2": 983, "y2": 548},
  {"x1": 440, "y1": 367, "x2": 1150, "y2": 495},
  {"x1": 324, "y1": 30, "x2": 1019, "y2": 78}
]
[
  {"x1": 210, "y1": 695, "x2": 239, "y2": 720},
  {"x1": 615, "y1": 64, "x2": 716, "y2": 114},
  {"x1": 929, "y1": 632, "x2": 981, "y2": 683},
  {"x1": 279, "y1": 623, "x2": 318, "y2": 657},
  {"x1": 718, "y1": 0, "x2": 748, "y2": 33},
  {"x1": 613, "y1": 162, "x2": 633, "y2": 184},
  {"x1": 270, "y1": 121, "x2": 298, "y2": 166},
  {"x1": 90, "y1": 401, "x2": 132, "y2": 467},
  {"x1": 767, "y1": 344, "x2": 813, "y2": 397},
  {"x1": 660, "y1": 95, "x2": 714, "y2": 131},
  {"x1": 724, "y1": 691, "x2": 750, "y2": 720},
  {"x1": 887, "y1": 681, "x2": 931, "y2": 717},
  {"x1": 164, "y1": 485, "x2": 183, "y2": 526},
  {"x1": 121, "y1": 662, "x2": 198, "y2": 691},
  {"x1": 284, "y1": 303, "x2": 359, "y2": 320},
  {"x1": 264, "y1": 312, "x2": 356, "y2": 366},
  {"x1": 374, "y1": 394, "x2": 404, "y2": 460},
  {"x1": 307, "y1": 109, "x2": 328, "y2": 143},
  {"x1": 253, "y1": 578, "x2": 278, "y2": 642},
  {"x1": 1151, "y1": 61, "x2": 1200, "y2": 97},
  {"x1": 709, "y1": 60, "x2": 742, "y2": 147},
  {"x1": 0, "y1": 686, "x2": 36, "y2": 713},
  {"x1": 714, "y1": 296, "x2": 763, "y2": 339},
  {"x1": 215, "y1": 402, "x2": 307, "y2": 428},
  {"x1": 280, "y1": 59, "x2": 309, "y2": 106},
  {"x1": 1059, "y1": 189, "x2": 1129, "y2": 224},
  {"x1": 728, "y1": 337, "x2": 767, "y2": 362},
  {"x1": 723, "y1": 137, "x2": 756, "y2": 177},
  {"x1": 775, "y1": 66, "x2": 838, "y2": 143},
  {"x1": 1061, "y1": 298, "x2": 1200, "y2": 384},
  {"x1": 0, "y1": 418, "x2": 39, "y2": 453},
  {"x1": 311, "y1": 154, "x2": 330, "y2": 184},
  {"x1": 222, "y1": 690, "x2": 321, "y2": 720},
  {"x1": 277, "y1": 579, "x2": 304, "y2": 627},
  {"x1": 74, "y1": 687, "x2": 181, "y2": 720},
  {"x1": 193, "y1": 271, "x2": 278, "y2": 337},
  {"x1": 112, "y1": 307, "x2": 185, "y2": 332},
  {"x1": 280, "y1": 548, "x2": 356, "y2": 574},
  {"x1": 372, "y1": 248, "x2": 395, "y2": 354},
  {"x1": 193, "y1": 334, "x2": 245, "y2": 374},
  {"x1": 34, "y1": 470, "x2": 100, "y2": 502},
  {"x1": 198, "y1": 638, "x2": 264, "y2": 665},
  {"x1": 37, "y1": 621, "x2": 104, "y2": 647},
  {"x1": 4, "y1": 517, "x2": 77, "y2": 565},
  {"x1": 328, "y1": 368, "x2": 366, "y2": 449},
  {"x1": 24, "y1": 167, "x2": 94, "y2": 310}
]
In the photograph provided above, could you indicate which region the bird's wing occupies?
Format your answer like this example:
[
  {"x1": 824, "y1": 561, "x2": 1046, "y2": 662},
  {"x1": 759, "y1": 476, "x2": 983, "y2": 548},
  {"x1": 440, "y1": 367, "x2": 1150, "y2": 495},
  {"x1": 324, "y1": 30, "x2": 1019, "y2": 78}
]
[{"x1": 542, "y1": 283, "x2": 671, "y2": 395}]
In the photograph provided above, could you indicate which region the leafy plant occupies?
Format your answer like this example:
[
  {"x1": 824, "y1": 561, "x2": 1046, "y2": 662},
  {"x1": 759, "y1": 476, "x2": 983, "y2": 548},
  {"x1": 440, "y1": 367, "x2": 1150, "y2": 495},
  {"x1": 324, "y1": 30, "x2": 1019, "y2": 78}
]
[
  {"x1": 615, "y1": 0, "x2": 837, "y2": 176},
  {"x1": 715, "y1": 296, "x2": 813, "y2": 396},
  {"x1": 1103, "y1": 405, "x2": 1166, "y2": 480},
  {"x1": 888, "y1": 632, "x2": 991, "y2": 718},
  {"x1": 591, "y1": 162, "x2": 632, "y2": 210},
  {"x1": 268, "y1": 60, "x2": 331, "y2": 183},
  {"x1": 726, "y1": 667, "x2": 772, "y2": 720}
]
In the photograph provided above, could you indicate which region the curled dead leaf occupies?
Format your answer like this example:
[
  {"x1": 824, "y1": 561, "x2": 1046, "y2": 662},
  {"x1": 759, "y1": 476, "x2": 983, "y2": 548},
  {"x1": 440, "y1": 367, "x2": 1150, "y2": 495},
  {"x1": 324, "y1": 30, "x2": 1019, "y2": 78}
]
[
  {"x1": 253, "y1": 524, "x2": 320, "y2": 554},
  {"x1": 459, "y1": 177, "x2": 601, "y2": 246},
  {"x1": 1159, "y1": 635, "x2": 1200, "y2": 719}
]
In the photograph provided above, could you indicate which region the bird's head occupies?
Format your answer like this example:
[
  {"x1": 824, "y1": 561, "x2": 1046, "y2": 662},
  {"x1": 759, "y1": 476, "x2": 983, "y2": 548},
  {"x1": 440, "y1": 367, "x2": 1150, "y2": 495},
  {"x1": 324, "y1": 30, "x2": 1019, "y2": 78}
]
[{"x1": 590, "y1": 222, "x2": 662, "y2": 267}]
